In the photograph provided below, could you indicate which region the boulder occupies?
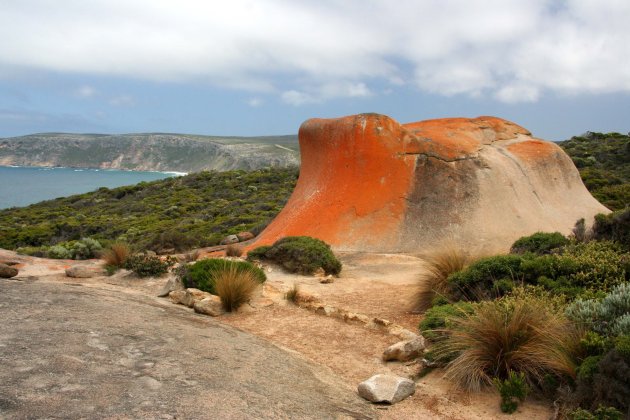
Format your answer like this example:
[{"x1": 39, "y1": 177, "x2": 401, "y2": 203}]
[
  {"x1": 65, "y1": 266, "x2": 98, "y2": 278},
  {"x1": 319, "y1": 275, "x2": 334, "y2": 284},
  {"x1": 170, "y1": 288, "x2": 213, "y2": 308},
  {"x1": 220, "y1": 235, "x2": 239, "y2": 245},
  {"x1": 382, "y1": 336, "x2": 426, "y2": 362},
  {"x1": 250, "y1": 114, "x2": 609, "y2": 254},
  {"x1": 193, "y1": 296, "x2": 224, "y2": 317},
  {"x1": 157, "y1": 275, "x2": 185, "y2": 297},
  {"x1": 357, "y1": 374, "x2": 416, "y2": 404},
  {"x1": 236, "y1": 231, "x2": 255, "y2": 242},
  {"x1": 0, "y1": 263, "x2": 18, "y2": 278}
]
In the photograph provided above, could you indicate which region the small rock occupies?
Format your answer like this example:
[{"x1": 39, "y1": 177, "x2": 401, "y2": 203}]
[
  {"x1": 220, "y1": 235, "x2": 239, "y2": 245},
  {"x1": 0, "y1": 263, "x2": 18, "y2": 278},
  {"x1": 236, "y1": 231, "x2": 255, "y2": 242},
  {"x1": 157, "y1": 275, "x2": 185, "y2": 297},
  {"x1": 193, "y1": 296, "x2": 224, "y2": 317},
  {"x1": 357, "y1": 374, "x2": 416, "y2": 404},
  {"x1": 169, "y1": 290, "x2": 187, "y2": 305},
  {"x1": 313, "y1": 267, "x2": 326, "y2": 277},
  {"x1": 382, "y1": 336, "x2": 426, "y2": 362},
  {"x1": 319, "y1": 275, "x2": 334, "y2": 284},
  {"x1": 180, "y1": 288, "x2": 212, "y2": 308},
  {"x1": 65, "y1": 266, "x2": 97, "y2": 278},
  {"x1": 315, "y1": 305, "x2": 336, "y2": 316}
]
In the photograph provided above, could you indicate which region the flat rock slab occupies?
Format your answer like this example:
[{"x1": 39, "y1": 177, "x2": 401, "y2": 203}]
[
  {"x1": 358, "y1": 374, "x2": 416, "y2": 404},
  {"x1": 0, "y1": 280, "x2": 374, "y2": 419}
]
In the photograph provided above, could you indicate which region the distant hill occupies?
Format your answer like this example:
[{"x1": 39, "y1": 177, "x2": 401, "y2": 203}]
[
  {"x1": 0, "y1": 132, "x2": 300, "y2": 172},
  {"x1": 558, "y1": 131, "x2": 630, "y2": 210}
]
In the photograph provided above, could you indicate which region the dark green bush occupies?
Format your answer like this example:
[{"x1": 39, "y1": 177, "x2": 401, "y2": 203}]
[
  {"x1": 184, "y1": 258, "x2": 266, "y2": 294},
  {"x1": 592, "y1": 209, "x2": 630, "y2": 250},
  {"x1": 124, "y1": 254, "x2": 176, "y2": 277},
  {"x1": 418, "y1": 302, "x2": 475, "y2": 342},
  {"x1": 510, "y1": 232, "x2": 569, "y2": 255},
  {"x1": 259, "y1": 236, "x2": 342, "y2": 275},
  {"x1": 447, "y1": 255, "x2": 523, "y2": 301},
  {"x1": 493, "y1": 371, "x2": 529, "y2": 414},
  {"x1": 246, "y1": 245, "x2": 271, "y2": 261},
  {"x1": 568, "y1": 406, "x2": 623, "y2": 420},
  {"x1": 577, "y1": 356, "x2": 602, "y2": 382}
]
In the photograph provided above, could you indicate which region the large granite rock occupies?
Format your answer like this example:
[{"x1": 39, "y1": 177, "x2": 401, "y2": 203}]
[
  {"x1": 0, "y1": 263, "x2": 18, "y2": 278},
  {"x1": 251, "y1": 114, "x2": 609, "y2": 254},
  {"x1": 382, "y1": 336, "x2": 426, "y2": 362}
]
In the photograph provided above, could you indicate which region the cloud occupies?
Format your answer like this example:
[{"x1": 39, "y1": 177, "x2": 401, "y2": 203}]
[
  {"x1": 0, "y1": 1, "x2": 629, "y2": 104},
  {"x1": 76, "y1": 85, "x2": 97, "y2": 98},
  {"x1": 246, "y1": 97, "x2": 264, "y2": 107}
]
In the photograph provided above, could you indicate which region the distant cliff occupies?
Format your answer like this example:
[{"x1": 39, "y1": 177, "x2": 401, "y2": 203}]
[{"x1": 0, "y1": 133, "x2": 300, "y2": 172}]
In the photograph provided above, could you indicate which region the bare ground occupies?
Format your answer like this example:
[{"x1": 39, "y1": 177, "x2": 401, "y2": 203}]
[{"x1": 0, "y1": 249, "x2": 554, "y2": 419}]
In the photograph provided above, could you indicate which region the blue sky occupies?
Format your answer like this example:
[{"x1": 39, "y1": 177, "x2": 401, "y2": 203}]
[{"x1": 1, "y1": 0, "x2": 629, "y2": 141}]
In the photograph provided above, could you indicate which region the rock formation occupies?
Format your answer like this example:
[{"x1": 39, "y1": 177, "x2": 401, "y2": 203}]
[{"x1": 253, "y1": 113, "x2": 609, "y2": 253}]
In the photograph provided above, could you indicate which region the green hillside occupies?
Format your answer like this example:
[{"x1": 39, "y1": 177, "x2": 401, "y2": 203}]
[{"x1": 558, "y1": 131, "x2": 630, "y2": 210}]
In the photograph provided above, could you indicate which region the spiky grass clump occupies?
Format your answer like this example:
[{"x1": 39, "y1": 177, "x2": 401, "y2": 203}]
[
  {"x1": 214, "y1": 265, "x2": 260, "y2": 312},
  {"x1": 285, "y1": 283, "x2": 300, "y2": 304},
  {"x1": 101, "y1": 242, "x2": 130, "y2": 268},
  {"x1": 435, "y1": 296, "x2": 577, "y2": 391},
  {"x1": 225, "y1": 244, "x2": 243, "y2": 257},
  {"x1": 414, "y1": 246, "x2": 472, "y2": 312}
]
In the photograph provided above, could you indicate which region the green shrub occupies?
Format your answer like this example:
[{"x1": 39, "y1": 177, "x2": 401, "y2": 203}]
[
  {"x1": 561, "y1": 241, "x2": 628, "y2": 292},
  {"x1": 493, "y1": 370, "x2": 529, "y2": 414},
  {"x1": 246, "y1": 245, "x2": 271, "y2": 261},
  {"x1": 590, "y1": 350, "x2": 630, "y2": 414},
  {"x1": 577, "y1": 356, "x2": 602, "y2": 382},
  {"x1": 614, "y1": 335, "x2": 630, "y2": 359},
  {"x1": 419, "y1": 302, "x2": 475, "y2": 343},
  {"x1": 70, "y1": 237, "x2": 103, "y2": 259},
  {"x1": 510, "y1": 232, "x2": 569, "y2": 255},
  {"x1": 566, "y1": 283, "x2": 630, "y2": 336},
  {"x1": 184, "y1": 258, "x2": 266, "y2": 294},
  {"x1": 48, "y1": 245, "x2": 72, "y2": 259},
  {"x1": 592, "y1": 209, "x2": 630, "y2": 250},
  {"x1": 260, "y1": 236, "x2": 342, "y2": 275},
  {"x1": 568, "y1": 406, "x2": 624, "y2": 420},
  {"x1": 124, "y1": 254, "x2": 176, "y2": 277},
  {"x1": 580, "y1": 332, "x2": 614, "y2": 357},
  {"x1": 447, "y1": 255, "x2": 523, "y2": 301}
]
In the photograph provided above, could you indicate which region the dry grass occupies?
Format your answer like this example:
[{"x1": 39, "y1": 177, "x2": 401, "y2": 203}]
[
  {"x1": 436, "y1": 296, "x2": 577, "y2": 392},
  {"x1": 285, "y1": 283, "x2": 300, "y2": 304},
  {"x1": 214, "y1": 265, "x2": 259, "y2": 312},
  {"x1": 225, "y1": 244, "x2": 244, "y2": 257},
  {"x1": 101, "y1": 242, "x2": 130, "y2": 268},
  {"x1": 414, "y1": 246, "x2": 473, "y2": 312}
]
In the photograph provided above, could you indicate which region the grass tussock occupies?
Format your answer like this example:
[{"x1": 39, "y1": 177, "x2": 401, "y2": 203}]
[
  {"x1": 214, "y1": 265, "x2": 260, "y2": 312},
  {"x1": 285, "y1": 283, "x2": 300, "y2": 304},
  {"x1": 414, "y1": 246, "x2": 474, "y2": 312},
  {"x1": 101, "y1": 242, "x2": 130, "y2": 268},
  {"x1": 435, "y1": 296, "x2": 578, "y2": 392},
  {"x1": 225, "y1": 244, "x2": 244, "y2": 257}
]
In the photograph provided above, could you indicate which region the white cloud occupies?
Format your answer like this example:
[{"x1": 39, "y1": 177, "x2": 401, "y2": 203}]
[
  {"x1": 246, "y1": 97, "x2": 264, "y2": 107},
  {"x1": 0, "y1": 0, "x2": 629, "y2": 104}
]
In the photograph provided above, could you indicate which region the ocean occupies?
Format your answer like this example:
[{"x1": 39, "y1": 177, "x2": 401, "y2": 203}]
[{"x1": 0, "y1": 166, "x2": 184, "y2": 209}]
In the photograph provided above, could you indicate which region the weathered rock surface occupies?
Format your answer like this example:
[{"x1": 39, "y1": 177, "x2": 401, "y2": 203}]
[
  {"x1": 358, "y1": 374, "x2": 415, "y2": 404},
  {"x1": 382, "y1": 336, "x2": 426, "y2": 362},
  {"x1": 169, "y1": 288, "x2": 212, "y2": 308},
  {"x1": 236, "y1": 231, "x2": 255, "y2": 242},
  {"x1": 0, "y1": 263, "x2": 18, "y2": 278},
  {"x1": 193, "y1": 296, "x2": 225, "y2": 317},
  {"x1": 252, "y1": 113, "x2": 609, "y2": 253},
  {"x1": 220, "y1": 235, "x2": 239, "y2": 245},
  {"x1": 157, "y1": 275, "x2": 185, "y2": 297},
  {"x1": 65, "y1": 266, "x2": 98, "y2": 278}
]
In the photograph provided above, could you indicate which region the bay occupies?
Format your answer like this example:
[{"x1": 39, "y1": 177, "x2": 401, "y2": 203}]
[{"x1": 0, "y1": 166, "x2": 183, "y2": 209}]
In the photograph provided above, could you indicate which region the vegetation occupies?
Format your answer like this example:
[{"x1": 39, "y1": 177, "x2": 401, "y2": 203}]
[
  {"x1": 124, "y1": 254, "x2": 176, "y2": 277},
  {"x1": 285, "y1": 283, "x2": 301, "y2": 304},
  {"x1": 558, "y1": 131, "x2": 630, "y2": 210},
  {"x1": 101, "y1": 242, "x2": 130, "y2": 268},
  {"x1": 0, "y1": 168, "x2": 298, "y2": 253},
  {"x1": 494, "y1": 371, "x2": 529, "y2": 414},
  {"x1": 225, "y1": 244, "x2": 243, "y2": 257},
  {"x1": 248, "y1": 236, "x2": 342, "y2": 275},
  {"x1": 181, "y1": 258, "x2": 266, "y2": 295},
  {"x1": 510, "y1": 231, "x2": 569, "y2": 255},
  {"x1": 214, "y1": 265, "x2": 260, "y2": 312}
]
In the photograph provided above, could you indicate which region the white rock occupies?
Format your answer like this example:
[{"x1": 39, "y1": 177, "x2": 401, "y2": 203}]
[
  {"x1": 382, "y1": 336, "x2": 426, "y2": 362},
  {"x1": 65, "y1": 266, "x2": 98, "y2": 278},
  {"x1": 157, "y1": 275, "x2": 184, "y2": 297},
  {"x1": 357, "y1": 374, "x2": 415, "y2": 404},
  {"x1": 193, "y1": 296, "x2": 224, "y2": 317}
]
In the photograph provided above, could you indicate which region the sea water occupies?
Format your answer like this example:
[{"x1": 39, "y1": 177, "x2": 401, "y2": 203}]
[{"x1": 0, "y1": 166, "x2": 184, "y2": 209}]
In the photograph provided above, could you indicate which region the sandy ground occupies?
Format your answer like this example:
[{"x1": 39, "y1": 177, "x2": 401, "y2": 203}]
[{"x1": 0, "y1": 249, "x2": 554, "y2": 419}]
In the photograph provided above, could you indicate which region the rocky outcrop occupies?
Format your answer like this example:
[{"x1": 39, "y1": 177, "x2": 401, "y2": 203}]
[
  {"x1": 0, "y1": 133, "x2": 299, "y2": 172},
  {"x1": 253, "y1": 114, "x2": 609, "y2": 253},
  {"x1": 0, "y1": 263, "x2": 18, "y2": 278},
  {"x1": 382, "y1": 336, "x2": 426, "y2": 362}
]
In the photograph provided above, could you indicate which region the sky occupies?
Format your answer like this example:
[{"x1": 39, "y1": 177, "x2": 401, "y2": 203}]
[{"x1": 0, "y1": 0, "x2": 629, "y2": 141}]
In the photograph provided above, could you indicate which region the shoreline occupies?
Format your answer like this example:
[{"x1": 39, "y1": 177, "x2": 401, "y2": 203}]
[{"x1": 1, "y1": 164, "x2": 188, "y2": 176}]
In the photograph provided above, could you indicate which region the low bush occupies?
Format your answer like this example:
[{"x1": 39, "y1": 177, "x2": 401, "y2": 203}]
[
  {"x1": 101, "y1": 242, "x2": 130, "y2": 268},
  {"x1": 447, "y1": 255, "x2": 523, "y2": 301},
  {"x1": 285, "y1": 283, "x2": 300, "y2": 304},
  {"x1": 566, "y1": 283, "x2": 630, "y2": 336},
  {"x1": 214, "y1": 265, "x2": 260, "y2": 312},
  {"x1": 510, "y1": 232, "x2": 569, "y2": 255},
  {"x1": 246, "y1": 245, "x2": 271, "y2": 261},
  {"x1": 254, "y1": 236, "x2": 342, "y2": 275},
  {"x1": 493, "y1": 370, "x2": 529, "y2": 414},
  {"x1": 124, "y1": 254, "x2": 176, "y2": 277},
  {"x1": 568, "y1": 406, "x2": 624, "y2": 420},
  {"x1": 184, "y1": 258, "x2": 266, "y2": 294},
  {"x1": 225, "y1": 244, "x2": 243, "y2": 257},
  {"x1": 414, "y1": 246, "x2": 473, "y2": 312},
  {"x1": 432, "y1": 295, "x2": 577, "y2": 392},
  {"x1": 419, "y1": 302, "x2": 475, "y2": 343},
  {"x1": 592, "y1": 209, "x2": 630, "y2": 250}
]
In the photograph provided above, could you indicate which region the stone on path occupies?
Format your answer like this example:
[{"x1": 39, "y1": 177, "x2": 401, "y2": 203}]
[
  {"x1": 65, "y1": 266, "x2": 98, "y2": 278},
  {"x1": 0, "y1": 263, "x2": 18, "y2": 278},
  {"x1": 193, "y1": 296, "x2": 225, "y2": 317},
  {"x1": 357, "y1": 374, "x2": 415, "y2": 404},
  {"x1": 382, "y1": 336, "x2": 426, "y2": 362},
  {"x1": 169, "y1": 288, "x2": 212, "y2": 308}
]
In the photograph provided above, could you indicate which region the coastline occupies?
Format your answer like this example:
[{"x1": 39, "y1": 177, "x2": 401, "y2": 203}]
[{"x1": 1, "y1": 164, "x2": 188, "y2": 176}]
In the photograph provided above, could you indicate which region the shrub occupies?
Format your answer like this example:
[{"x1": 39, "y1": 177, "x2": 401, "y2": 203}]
[
  {"x1": 414, "y1": 246, "x2": 473, "y2": 312},
  {"x1": 592, "y1": 209, "x2": 630, "y2": 250},
  {"x1": 510, "y1": 232, "x2": 569, "y2": 255},
  {"x1": 493, "y1": 370, "x2": 529, "y2": 414},
  {"x1": 447, "y1": 255, "x2": 523, "y2": 301},
  {"x1": 246, "y1": 245, "x2": 271, "y2": 261},
  {"x1": 214, "y1": 265, "x2": 259, "y2": 312},
  {"x1": 577, "y1": 356, "x2": 602, "y2": 382},
  {"x1": 124, "y1": 254, "x2": 176, "y2": 277},
  {"x1": 48, "y1": 245, "x2": 72, "y2": 259},
  {"x1": 285, "y1": 283, "x2": 300, "y2": 304},
  {"x1": 560, "y1": 241, "x2": 628, "y2": 293},
  {"x1": 568, "y1": 406, "x2": 624, "y2": 420},
  {"x1": 225, "y1": 244, "x2": 243, "y2": 257},
  {"x1": 70, "y1": 237, "x2": 103, "y2": 259},
  {"x1": 261, "y1": 236, "x2": 341, "y2": 275},
  {"x1": 566, "y1": 283, "x2": 630, "y2": 336},
  {"x1": 101, "y1": 242, "x2": 130, "y2": 268},
  {"x1": 419, "y1": 302, "x2": 475, "y2": 343},
  {"x1": 184, "y1": 258, "x2": 266, "y2": 294},
  {"x1": 590, "y1": 349, "x2": 630, "y2": 414},
  {"x1": 433, "y1": 296, "x2": 577, "y2": 391}
]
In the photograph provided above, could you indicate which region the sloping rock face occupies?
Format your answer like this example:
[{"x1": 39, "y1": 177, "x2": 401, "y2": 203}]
[{"x1": 253, "y1": 113, "x2": 609, "y2": 253}]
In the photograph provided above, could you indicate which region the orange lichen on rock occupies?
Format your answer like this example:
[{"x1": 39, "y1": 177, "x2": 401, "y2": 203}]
[{"x1": 251, "y1": 113, "x2": 609, "y2": 253}]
